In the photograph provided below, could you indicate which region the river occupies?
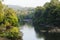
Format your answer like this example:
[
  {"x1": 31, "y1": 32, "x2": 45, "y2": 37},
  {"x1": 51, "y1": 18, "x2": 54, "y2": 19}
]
[
  {"x1": 20, "y1": 24, "x2": 44, "y2": 40},
  {"x1": 20, "y1": 23, "x2": 60, "y2": 40}
]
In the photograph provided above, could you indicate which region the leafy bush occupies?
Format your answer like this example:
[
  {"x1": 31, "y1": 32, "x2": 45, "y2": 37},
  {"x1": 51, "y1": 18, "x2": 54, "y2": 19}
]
[{"x1": 0, "y1": 1, "x2": 22, "y2": 40}]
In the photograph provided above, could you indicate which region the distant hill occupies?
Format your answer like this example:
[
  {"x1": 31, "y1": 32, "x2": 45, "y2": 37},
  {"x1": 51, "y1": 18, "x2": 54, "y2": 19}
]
[
  {"x1": 7, "y1": 5, "x2": 35, "y2": 21},
  {"x1": 7, "y1": 5, "x2": 35, "y2": 15},
  {"x1": 7, "y1": 5, "x2": 34, "y2": 11}
]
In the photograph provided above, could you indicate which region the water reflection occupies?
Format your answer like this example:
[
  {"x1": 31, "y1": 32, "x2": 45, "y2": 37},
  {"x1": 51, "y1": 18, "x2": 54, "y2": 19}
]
[
  {"x1": 35, "y1": 28, "x2": 60, "y2": 40},
  {"x1": 20, "y1": 24, "x2": 44, "y2": 40},
  {"x1": 20, "y1": 23, "x2": 60, "y2": 40},
  {"x1": 44, "y1": 33, "x2": 60, "y2": 40}
]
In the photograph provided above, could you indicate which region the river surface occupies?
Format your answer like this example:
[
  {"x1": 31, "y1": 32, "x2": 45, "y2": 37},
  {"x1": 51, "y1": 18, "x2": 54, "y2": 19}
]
[
  {"x1": 20, "y1": 23, "x2": 60, "y2": 40},
  {"x1": 20, "y1": 24, "x2": 44, "y2": 40}
]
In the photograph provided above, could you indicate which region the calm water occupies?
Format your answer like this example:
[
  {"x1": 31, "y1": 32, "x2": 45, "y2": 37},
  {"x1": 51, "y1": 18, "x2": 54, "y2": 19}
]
[
  {"x1": 20, "y1": 23, "x2": 60, "y2": 40},
  {"x1": 20, "y1": 24, "x2": 44, "y2": 40}
]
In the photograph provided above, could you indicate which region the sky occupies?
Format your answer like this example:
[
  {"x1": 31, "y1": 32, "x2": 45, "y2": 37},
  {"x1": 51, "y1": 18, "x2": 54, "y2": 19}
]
[{"x1": 3, "y1": 0, "x2": 50, "y2": 7}]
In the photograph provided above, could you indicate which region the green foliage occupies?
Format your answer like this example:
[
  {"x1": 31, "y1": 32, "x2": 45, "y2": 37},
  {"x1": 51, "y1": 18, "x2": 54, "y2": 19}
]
[
  {"x1": 33, "y1": 0, "x2": 60, "y2": 30},
  {"x1": 0, "y1": 1, "x2": 22, "y2": 39},
  {"x1": 0, "y1": 1, "x2": 4, "y2": 23},
  {"x1": 17, "y1": 8, "x2": 34, "y2": 26},
  {"x1": 5, "y1": 27, "x2": 20, "y2": 38},
  {"x1": 0, "y1": 27, "x2": 21, "y2": 38},
  {"x1": 4, "y1": 8, "x2": 18, "y2": 26},
  {"x1": 33, "y1": 6, "x2": 45, "y2": 27}
]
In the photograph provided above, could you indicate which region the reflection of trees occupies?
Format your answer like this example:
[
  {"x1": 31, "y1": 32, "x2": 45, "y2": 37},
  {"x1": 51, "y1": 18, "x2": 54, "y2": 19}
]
[
  {"x1": 35, "y1": 28, "x2": 60, "y2": 40},
  {"x1": 45, "y1": 33, "x2": 60, "y2": 40}
]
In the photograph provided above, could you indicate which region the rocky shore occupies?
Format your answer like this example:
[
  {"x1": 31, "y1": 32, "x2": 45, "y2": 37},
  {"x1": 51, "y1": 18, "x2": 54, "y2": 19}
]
[{"x1": 40, "y1": 27, "x2": 60, "y2": 33}]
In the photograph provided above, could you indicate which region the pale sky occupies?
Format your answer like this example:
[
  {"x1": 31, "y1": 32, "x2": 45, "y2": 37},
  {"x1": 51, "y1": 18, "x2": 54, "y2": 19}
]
[{"x1": 3, "y1": 0, "x2": 50, "y2": 7}]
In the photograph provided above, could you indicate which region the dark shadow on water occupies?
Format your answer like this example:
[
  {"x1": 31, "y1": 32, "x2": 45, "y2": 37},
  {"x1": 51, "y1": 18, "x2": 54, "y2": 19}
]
[
  {"x1": 44, "y1": 33, "x2": 60, "y2": 40},
  {"x1": 34, "y1": 28, "x2": 60, "y2": 40},
  {"x1": 20, "y1": 22, "x2": 60, "y2": 40}
]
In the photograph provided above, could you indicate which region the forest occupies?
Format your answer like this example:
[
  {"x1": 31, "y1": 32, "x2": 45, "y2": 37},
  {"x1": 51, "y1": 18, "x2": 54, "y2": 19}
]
[
  {"x1": 32, "y1": 0, "x2": 60, "y2": 33},
  {"x1": 0, "y1": 0, "x2": 60, "y2": 40},
  {"x1": 0, "y1": 0, "x2": 22, "y2": 40}
]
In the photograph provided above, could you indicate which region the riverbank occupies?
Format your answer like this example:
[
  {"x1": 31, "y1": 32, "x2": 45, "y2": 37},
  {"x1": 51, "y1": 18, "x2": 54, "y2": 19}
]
[
  {"x1": 0, "y1": 37, "x2": 22, "y2": 40},
  {"x1": 40, "y1": 27, "x2": 60, "y2": 33}
]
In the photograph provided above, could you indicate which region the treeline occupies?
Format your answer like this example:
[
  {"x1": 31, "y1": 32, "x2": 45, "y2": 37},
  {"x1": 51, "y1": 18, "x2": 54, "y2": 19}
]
[
  {"x1": 0, "y1": 1, "x2": 22, "y2": 40},
  {"x1": 33, "y1": 0, "x2": 60, "y2": 31},
  {"x1": 17, "y1": 8, "x2": 34, "y2": 25}
]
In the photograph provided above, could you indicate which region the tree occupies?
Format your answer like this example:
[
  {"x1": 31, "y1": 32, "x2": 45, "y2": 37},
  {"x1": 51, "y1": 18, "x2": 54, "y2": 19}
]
[
  {"x1": 44, "y1": 0, "x2": 60, "y2": 27},
  {"x1": 0, "y1": 1, "x2": 4, "y2": 24},
  {"x1": 0, "y1": 1, "x2": 22, "y2": 40},
  {"x1": 32, "y1": 0, "x2": 60, "y2": 31},
  {"x1": 4, "y1": 8, "x2": 18, "y2": 27}
]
